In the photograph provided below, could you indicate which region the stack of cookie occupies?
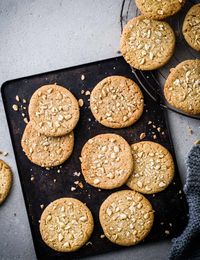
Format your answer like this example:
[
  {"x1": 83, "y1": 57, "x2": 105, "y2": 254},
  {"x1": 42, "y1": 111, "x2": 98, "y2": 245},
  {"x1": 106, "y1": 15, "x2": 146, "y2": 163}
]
[
  {"x1": 120, "y1": 1, "x2": 200, "y2": 115},
  {"x1": 21, "y1": 84, "x2": 80, "y2": 167}
]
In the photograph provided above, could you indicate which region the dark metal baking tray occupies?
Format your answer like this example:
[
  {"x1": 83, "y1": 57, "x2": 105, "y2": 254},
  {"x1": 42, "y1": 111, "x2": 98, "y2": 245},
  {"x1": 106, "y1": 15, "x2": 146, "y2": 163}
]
[{"x1": 1, "y1": 56, "x2": 188, "y2": 259}]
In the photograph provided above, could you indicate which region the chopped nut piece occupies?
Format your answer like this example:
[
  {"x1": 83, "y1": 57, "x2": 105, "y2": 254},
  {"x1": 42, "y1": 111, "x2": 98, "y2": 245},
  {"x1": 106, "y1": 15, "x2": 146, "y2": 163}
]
[
  {"x1": 12, "y1": 104, "x2": 18, "y2": 111},
  {"x1": 139, "y1": 132, "x2": 146, "y2": 140},
  {"x1": 24, "y1": 118, "x2": 28, "y2": 124},
  {"x1": 78, "y1": 99, "x2": 84, "y2": 107},
  {"x1": 85, "y1": 90, "x2": 90, "y2": 96},
  {"x1": 16, "y1": 95, "x2": 20, "y2": 102},
  {"x1": 81, "y1": 74, "x2": 85, "y2": 80}
]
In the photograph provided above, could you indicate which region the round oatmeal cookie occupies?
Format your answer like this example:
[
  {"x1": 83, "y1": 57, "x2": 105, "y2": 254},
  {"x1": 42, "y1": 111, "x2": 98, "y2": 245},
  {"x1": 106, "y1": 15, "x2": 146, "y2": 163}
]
[
  {"x1": 81, "y1": 133, "x2": 133, "y2": 189},
  {"x1": 0, "y1": 159, "x2": 12, "y2": 204},
  {"x1": 90, "y1": 76, "x2": 144, "y2": 128},
  {"x1": 21, "y1": 122, "x2": 74, "y2": 167},
  {"x1": 126, "y1": 141, "x2": 174, "y2": 194},
  {"x1": 183, "y1": 4, "x2": 200, "y2": 52},
  {"x1": 164, "y1": 59, "x2": 200, "y2": 115},
  {"x1": 29, "y1": 84, "x2": 80, "y2": 137},
  {"x1": 99, "y1": 190, "x2": 154, "y2": 246},
  {"x1": 120, "y1": 16, "x2": 175, "y2": 70},
  {"x1": 40, "y1": 197, "x2": 94, "y2": 252},
  {"x1": 135, "y1": 0, "x2": 185, "y2": 20}
]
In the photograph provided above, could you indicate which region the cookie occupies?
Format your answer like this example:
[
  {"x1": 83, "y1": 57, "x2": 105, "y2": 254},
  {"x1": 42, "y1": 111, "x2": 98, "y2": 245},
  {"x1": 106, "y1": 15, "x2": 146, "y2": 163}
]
[
  {"x1": 81, "y1": 133, "x2": 133, "y2": 189},
  {"x1": 99, "y1": 190, "x2": 154, "y2": 246},
  {"x1": 90, "y1": 76, "x2": 144, "y2": 128},
  {"x1": 0, "y1": 159, "x2": 12, "y2": 204},
  {"x1": 40, "y1": 198, "x2": 94, "y2": 252},
  {"x1": 29, "y1": 84, "x2": 80, "y2": 137},
  {"x1": 164, "y1": 59, "x2": 200, "y2": 115},
  {"x1": 21, "y1": 122, "x2": 74, "y2": 167},
  {"x1": 135, "y1": 0, "x2": 185, "y2": 20},
  {"x1": 120, "y1": 16, "x2": 175, "y2": 70},
  {"x1": 183, "y1": 4, "x2": 200, "y2": 51},
  {"x1": 126, "y1": 141, "x2": 174, "y2": 194}
]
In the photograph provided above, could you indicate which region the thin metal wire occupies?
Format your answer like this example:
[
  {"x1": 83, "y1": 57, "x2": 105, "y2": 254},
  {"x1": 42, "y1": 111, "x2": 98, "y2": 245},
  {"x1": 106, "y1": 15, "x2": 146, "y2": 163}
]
[{"x1": 120, "y1": 0, "x2": 200, "y2": 119}]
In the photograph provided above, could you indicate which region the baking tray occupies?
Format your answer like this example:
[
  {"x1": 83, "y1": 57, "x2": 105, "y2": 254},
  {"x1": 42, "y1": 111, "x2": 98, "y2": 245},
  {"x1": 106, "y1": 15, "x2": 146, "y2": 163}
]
[{"x1": 1, "y1": 57, "x2": 188, "y2": 259}]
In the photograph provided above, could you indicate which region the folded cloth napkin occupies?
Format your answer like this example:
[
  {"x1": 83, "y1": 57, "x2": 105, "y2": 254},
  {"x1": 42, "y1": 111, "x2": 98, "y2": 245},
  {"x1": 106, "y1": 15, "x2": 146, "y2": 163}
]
[{"x1": 169, "y1": 144, "x2": 200, "y2": 260}]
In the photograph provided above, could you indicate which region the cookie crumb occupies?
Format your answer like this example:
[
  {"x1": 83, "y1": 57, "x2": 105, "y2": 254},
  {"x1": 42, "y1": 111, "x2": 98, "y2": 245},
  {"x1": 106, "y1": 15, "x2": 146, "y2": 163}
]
[
  {"x1": 165, "y1": 230, "x2": 170, "y2": 235},
  {"x1": 78, "y1": 99, "x2": 84, "y2": 107},
  {"x1": 78, "y1": 181, "x2": 83, "y2": 189},
  {"x1": 12, "y1": 104, "x2": 18, "y2": 111},
  {"x1": 81, "y1": 74, "x2": 85, "y2": 81},
  {"x1": 139, "y1": 132, "x2": 146, "y2": 140},
  {"x1": 194, "y1": 140, "x2": 200, "y2": 145},
  {"x1": 153, "y1": 134, "x2": 157, "y2": 139},
  {"x1": 16, "y1": 95, "x2": 20, "y2": 102},
  {"x1": 85, "y1": 90, "x2": 90, "y2": 96}
]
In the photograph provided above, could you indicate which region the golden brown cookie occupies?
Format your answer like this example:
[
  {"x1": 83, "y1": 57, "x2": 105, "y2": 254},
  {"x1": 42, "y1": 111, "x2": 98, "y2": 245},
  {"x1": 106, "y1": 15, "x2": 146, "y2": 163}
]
[
  {"x1": 29, "y1": 84, "x2": 80, "y2": 137},
  {"x1": 164, "y1": 59, "x2": 200, "y2": 115},
  {"x1": 99, "y1": 190, "x2": 154, "y2": 246},
  {"x1": 0, "y1": 159, "x2": 12, "y2": 204},
  {"x1": 126, "y1": 141, "x2": 175, "y2": 194},
  {"x1": 80, "y1": 134, "x2": 133, "y2": 189},
  {"x1": 120, "y1": 16, "x2": 175, "y2": 70},
  {"x1": 135, "y1": 0, "x2": 185, "y2": 20},
  {"x1": 90, "y1": 76, "x2": 144, "y2": 128},
  {"x1": 40, "y1": 197, "x2": 94, "y2": 252},
  {"x1": 21, "y1": 122, "x2": 74, "y2": 167},
  {"x1": 183, "y1": 4, "x2": 200, "y2": 51}
]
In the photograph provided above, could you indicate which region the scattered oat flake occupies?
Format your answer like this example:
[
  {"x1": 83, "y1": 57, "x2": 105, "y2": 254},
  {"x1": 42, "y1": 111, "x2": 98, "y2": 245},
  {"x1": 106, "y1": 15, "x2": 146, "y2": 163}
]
[
  {"x1": 23, "y1": 99, "x2": 27, "y2": 103},
  {"x1": 81, "y1": 74, "x2": 85, "y2": 80},
  {"x1": 46, "y1": 167, "x2": 50, "y2": 170},
  {"x1": 139, "y1": 132, "x2": 146, "y2": 140},
  {"x1": 85, "y1": 90, "x2": 90, "y2": 96},
  {"x1": 57, "y1": 169, "x2": 61, "y2": 173},
  {"x1": 157, "y1": 127, "x2": 161, "y2": 132},
  {"x1": 53, "y1": 179, "x2": 56, "y2": 183},
  {"x1": 148, "y1": 121, "x2": 152, "y2": 125},
  {"x1": 81, "y1": 90, "x2": 85, "y2": 94},
  {"x1": 16, "y1": 95, "x2": 20, "y2": 102},
  {"x1": 30, "y1": 176, "x2": 34, "y2": 181},
  {"x1": 153, "y1": 134, "x2": 157, "y2": 139},
  {"x1": 161, "y1": 131, "x2": 165, "y2": 135},
  {"x1": 165, "y1": 230, "x2": 170, "y2": 235},
  {"x1": 100, "y1": 235, "x2": 105, "y2": 239},
  {"x1": 71, "y1": 187, "x2": 76, "y2": 191},
  {"x1": 22, "y1": 113, "x2": 25, "y2": 117},
  {"x1": 40, "y1": 204, "x2": 44, "y2": 209},
  {"x1": 12, "y1": 104, "x2": 18, "y2": 111},
  {"x1": 152, "y1": 125, "x2": 156, "y2": 128},
  {"x1": 73, "y1": 171, "x2": 81, "y2": 177},
  {"x1": 78, "y1": 99, "x2": 84, "y2": 107}
]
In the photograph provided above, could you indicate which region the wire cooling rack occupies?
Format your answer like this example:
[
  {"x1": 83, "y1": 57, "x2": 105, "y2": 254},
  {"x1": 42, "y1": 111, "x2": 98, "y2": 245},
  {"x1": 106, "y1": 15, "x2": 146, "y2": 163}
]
[{"x1": 120, "y1": 0, "x2": 200, "y2": 119}]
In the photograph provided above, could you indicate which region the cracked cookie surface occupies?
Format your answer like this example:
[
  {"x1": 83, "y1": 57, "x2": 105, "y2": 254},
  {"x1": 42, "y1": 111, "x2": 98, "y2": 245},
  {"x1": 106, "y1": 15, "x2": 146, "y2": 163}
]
[
  {"x1": 90, "y1": 76, "x2": 144, "y2": 128},
  {"x1": 40, "y1": 197, "x2": 94, "y2": 252},
  {"x1": 0, "y1": 159, "x2": 12, "y2": 204},
  {"x1": 120, "y1": 16, "x2": 175, "y2": 70},
  {"x1": 29, "y1": 84, "x2": 80, "y2": 137},
  {"x1": 164, "y1": 59, "x2": 200, "y2": 115},
  {"x1": 99, "y1": 190, "x2": 154, "y2": 246},
  {"x1": 21, "y1": 122, "x2": 74, "y2": 167},
  {"x1": 126, "y1": 141, "x2": 174, "y2": 194},
  {"x1": 81, "y1": 134, "x2": 133, "y2": 189}
]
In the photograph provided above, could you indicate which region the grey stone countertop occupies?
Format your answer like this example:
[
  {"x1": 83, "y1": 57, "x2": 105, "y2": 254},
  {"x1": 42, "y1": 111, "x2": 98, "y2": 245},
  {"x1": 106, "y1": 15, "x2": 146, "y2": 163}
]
[{"x1": 0, "y1": 1, "x2": 199, "y2": 259}]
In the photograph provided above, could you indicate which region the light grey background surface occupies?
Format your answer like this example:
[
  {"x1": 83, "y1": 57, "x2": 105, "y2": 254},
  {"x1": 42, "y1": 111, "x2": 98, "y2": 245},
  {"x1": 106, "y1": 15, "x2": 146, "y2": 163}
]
[{"x1": 0, "y1": 1, "x2": 199, "y2": 259}]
